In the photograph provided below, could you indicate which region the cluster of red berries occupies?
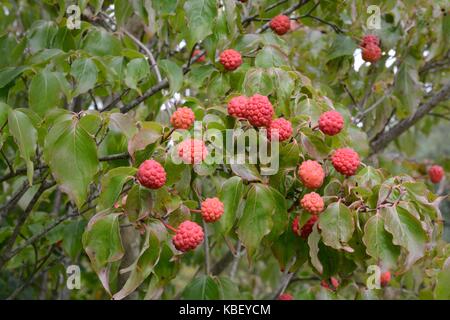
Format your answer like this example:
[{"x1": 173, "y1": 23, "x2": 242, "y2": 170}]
[
  {"x1": 136, "y1": 157, "x2": 224, "y2": 252},
  {"x1": 172, "y1": 197, "x2": 225, "y2": 252},
  {"x1": 177, "y1": 138, "x2": 208, "y2": 164},
  {"x1": 270, "y1": 15, "x2": 291, "y2": 35},
  {"x1": 428, "y1": 165, "x2": 444, "y2": 184},
  {"x1": 219, "y1": 49, "x2": 243, "y2": 71},
  {"x1": 360, "y1": 34, "x2": 382, "y2": 63},
  {"x1": 227, "y1": 93, "x2": 293, "y2": 142},
  {"x1": 292, "y1": 110, "x2": 362, "y2": 239},
  {"x1": 170, "y1": 107, "x2": 195, "y2": 130},
  {"x1": 137, "y1": 159, "x2": 167, "y2": 189}
]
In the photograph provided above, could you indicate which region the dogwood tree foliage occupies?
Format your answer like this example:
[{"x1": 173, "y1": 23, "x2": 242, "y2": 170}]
[{"x1": 0, "y1": 0, "x2": 449, "y2": 300}]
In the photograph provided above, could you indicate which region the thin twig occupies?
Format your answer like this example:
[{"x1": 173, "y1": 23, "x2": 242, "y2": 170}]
[
  {"x1": 230, "y1": 241, "x2": 242, "y2": 280},
  {"x1": 0, "y1": 178, "x2": 56, "y2": 271},
  {"x1": 0, "y1": 150, "x2": 14, "y2": 174},
  {"x1": 98, "y1": 152, "x2": 130, "y2": 162}
]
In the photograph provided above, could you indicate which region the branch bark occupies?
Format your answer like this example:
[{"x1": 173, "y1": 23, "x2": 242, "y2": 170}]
[
  {"x1": 0, "y1": 179, "x2": 56, "y2": 271},
  {"x1": 370, "y1": 82, "x2": 450, "y2": 155}
]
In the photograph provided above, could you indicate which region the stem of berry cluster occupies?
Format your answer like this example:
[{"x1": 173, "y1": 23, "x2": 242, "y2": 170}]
[{"x1": 161, "y1": 220, "x2": 177, "y2": 233}]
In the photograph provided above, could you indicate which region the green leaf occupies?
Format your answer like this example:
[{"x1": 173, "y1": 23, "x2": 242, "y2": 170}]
[
  {"x1": 270, "y1": 68, "x2": 295, "y2": 115},
  {"x1": 393, "y1": 57, "x2": 420, "y2": 118},
  {"x1": 243, "y1": 68, "x2": 273, "y2": 96},
  {"x1": 217, "y1": 276, "x2": 242, "y2": 299},
  {"x1": 28, "y1": 70, "x2": 61, "y2": 116},
  {"x1": 8, "y1": 109, "x2": 38, "y2": 184},
  {"x1": 62, "y1": 219, "x2": 87, "y2": 260},
  {"x1": 230, "y1": 164, "x2": 262, "y2": 182},
  {"x1": 354, "y1": 166, "x2": 384, "y2": 189},
  {"x1": 70, "y1": 58, "x2": 98, "y2": 96},
  {"x1": 434, "y1": 264, "x2": 450, "y2": 300},
  {"x1": 362, "y1": 214, "x2": 401, "y2": 269},
  {"x1": 127, "y1": 121, "x2": 163, "y2": 158},
  {"x1": 0, "y1": 66, "x2": 28, "y2": 88},
  {"x1": 125, "y1": 58, "x2": 150, "y2": 93},
  {"x1": 318, "y1": 202, "x2": 355, "y2": 252},
  {"x1": 207, "y1": 72, "x2": 230, "y2": 98},
  {"x1": 27, "y1": 20, "x2": 58, "y2": 53},
  {"x1": 255, "y1": 46, "x2": 288, "y2": 68},
  {"x1": 272, "y1": 229, "x2": 308, "y2": 272},
  {"x1": 182, "y1": 275, "x2": 221, "y2": 300},
  {"x1": 381, "y1": 206, "x2": 427, "y2": 269},
  {"x1": 184, "y1": 0, "x2": 217, "y2": 46},
  {"x1": 112, "y1": 220, "x2": 164, "y2": 300},
  {"x1": 326, "y1": 34, "x2": 357, "y2": 61},
  {"x1": 45, "y1": 117, "x2": 99, "y2": 208},
  {"x1": 82, "y1": 29, "x2": 122, "y2": 56},
  {"x1": 109, "y1": 113, "x2": 138, "y2": 140},
  {"x1": 237, "y1": 184, "x2": 287, "y2": 260},
  {"x1": 189, "y1": 64, "x2": 216, "y2": 88},
  {"x1": 114, "y1": 0, "x2": 133, "y2": 26},
  {"x1": 308, "y1": 223, "x2": 323, "y2": 274},
  {"x1": 124, "y1": 184, "x2": 153, "y2": 222},
  {"x1": 159, "y1": 59, "x2": 183, "y2": 95},
  {"x1": 218, "y1": 176, "x2": 245, "y2": 235},
  {"x1": 82, "y1": 211, "x2": 124, "y2": 270},
  {"x1": 97, "y1": 167, "x2": 137, "y2": 211}
]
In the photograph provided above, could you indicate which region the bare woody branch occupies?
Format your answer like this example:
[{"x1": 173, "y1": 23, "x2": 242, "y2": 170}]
[{"x1": 370, "y1": 82, "x2": 450, "y2": 155}]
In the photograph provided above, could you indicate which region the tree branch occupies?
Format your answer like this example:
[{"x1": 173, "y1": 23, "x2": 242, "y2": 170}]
[
  {"x1": 0, "y1": 179, "x2": 56, "y2": 271},
  {"x1": 99, "y1": 152, "x2": 130, "y2": 161},
  {"x1": 419, "y1": 50, "x2": 450, "y2": 76},
  {"x1": 370, "y1": 82, "x2": 450, "y2": 154}
]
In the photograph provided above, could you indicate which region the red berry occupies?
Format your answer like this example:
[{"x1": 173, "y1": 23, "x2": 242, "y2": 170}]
[
  {"x1": 300, "y1": 215, "x2": 318, "y2": 239},
  {"x1": 192, "y1": 49, "x2": 205, "y2": 63},
  {"x1": 277, "y1": 293, "x2": 293, "y2": 300},
  {"x1": 300, "y1": 192, "x2": 324, "y2": 215},
  {"x1": 270, "y1": 15, "x2": 291, "y2": 35},
  {"x1": 177, "y1": 139, "x2": 208, "y2": 164},
  {"x1": 136, "y1": 159, "x2": 166, "y2": 189},
  {"x1": 362, "y1": 43, "x2": 382, "y2": 63},
  {"x1": 428, "y1": 165, "x2": 444, "y2": 184},
  {"x1": 330, "y1": 277, "x2": 340, "y2": 289},
  {"x1": 267, "y1": 118, "x2": 293, "y2": 141},
  {"x1": 321, "y1": 277, "x2": 339, "y2": 291},
  {"x1": 320, "y1": 280, "x2": 330, "y2": 290},
  {"x1": 380, "y1": 271, "x2": 391, "y2": 287},
  {"x1": 228, "y1": 95, "x2": 248, "y2": 118},
  {"x1": 201, "y1": 197, "x2": 224, "y2": 223},
  {"x1": 292, "y1": 216, "x2": 300, "y2": 236},
  {"x1": 170, "y1": 107, "x2": 195, "y2": 129},
  {"x1": 219, "y1": 49, "x2": 242, "y2": 71},
  {"x1": 172, "y1": 220, "x2": 204, "y2": 252},
  {"x1": 331, "y1": 148, "x2": 360, "y2": 176},
  {"x1": 361, "y1": 34, "x2": 380, "y2": 47},
  {"x1": 298, "y1": 160, "x2": 325, "y2": 189},
  {"x1": 318, "y1": 110, "x2": 344, "y2": 136},
  {"x1": 245, "y1": 94, "x2": 274, "y2": 127}
]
